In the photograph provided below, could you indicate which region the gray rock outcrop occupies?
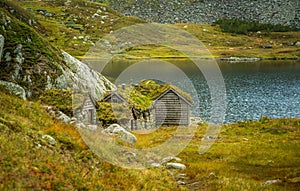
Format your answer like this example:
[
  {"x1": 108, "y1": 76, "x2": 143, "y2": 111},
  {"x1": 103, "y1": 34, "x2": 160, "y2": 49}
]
[
  {"x1": 0, "y1": 80, "x2": 26, "y2": 100},
  {"x1": 54, "y1": 51, "x2": 116, "y2": 100},
  {"x1": 0, "y1": 35, "x2": 4, "y2": 62}
]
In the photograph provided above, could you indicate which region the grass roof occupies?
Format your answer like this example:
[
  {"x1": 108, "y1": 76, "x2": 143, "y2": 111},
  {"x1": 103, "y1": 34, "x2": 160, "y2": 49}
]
[{"x1": 102, "y1": 80, "x2": 193, "y2": 111}]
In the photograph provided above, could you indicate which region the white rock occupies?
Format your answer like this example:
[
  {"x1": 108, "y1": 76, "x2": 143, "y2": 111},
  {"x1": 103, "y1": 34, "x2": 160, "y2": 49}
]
[
  {"x1": 262, "y1": 179, "x2": 280, "y2": 186},
  {"x1": 86, "y1": 125, "x2": 98, "y2": 130},
  {"x1": 124, "y1": 151, "x2": 136, "y2": 158},
  {"x1": 57, "y1": 111, "x2": 71, "y2": 123},
  {"x1": 177, "y1": 181, "x2": 186, "y2": 185},
  {"x1": 202, "y1": 29, "x2": 209, "y2": 32},
  {"x1": 42, "y1": 134, "x2": 56, "y2": 145},
  {"x1": 76, "y1": 122, "x2": 86, "y2": 129},
  {"x1": 207, "y1": 172, "x2": 217, "y2": 178},
  {"x1": 166, "y1": 163, "x2": 186, "y2": 170},
  {"x1": 102, "y1": 124, "x2": 137, "y2": 146},
  {"x1": 93, "y1": 13, "x2": 100, "y2": 18},
  {"x1": 101, "y1": 15, "x2": 108, "y2": 19},
  {"x1": 151, "y1": 163, "x2": 161, "y2": 168},
  {"x1": 183, "y1": 25, "x2": 188, "y2": 29},
  {"x1": 161, "y1": 156, "x2": 182, "y2": 164}
]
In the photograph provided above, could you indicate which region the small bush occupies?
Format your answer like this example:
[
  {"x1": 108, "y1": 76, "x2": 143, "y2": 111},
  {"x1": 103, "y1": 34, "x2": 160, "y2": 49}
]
[{"x1": 214, "y1": 18, "x2": 297, "y2": 35}]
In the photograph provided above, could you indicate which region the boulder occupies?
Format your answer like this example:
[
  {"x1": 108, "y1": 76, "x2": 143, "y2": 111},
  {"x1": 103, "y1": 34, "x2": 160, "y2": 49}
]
[
  {"x1": 176, "y1": 181, "x2": 186, "y2": 185},
  {"x1": 76, "y1": 122, "x2": 86, "y2": 129},
  {"x1": 0, "y1": 80, "x2": 26, "y2": 100},
  {"x1": 102, "y1": 124, "x2": 137, "y2": 146},
  {"x1": 206, "y1": 172, "x2": 217, "y2": 178},
  {"x1": 262, "y1": 179, "x2": 280, "y2": 186},
  {"x1": 86, "y1": 124, "x2": 98, "y2": 130},
  {"x1": 56, "y1": 111, "x2": 71, "y2": 123},
  {"x1": 42, "y1": 134, "x2": 56, "y2": 145},
  {"x1": 161, "y1": 156, "x2": 182, "y2": 164},
  {"x1": 151, "y1": 163, "x2": 161, "y2": 168},
  {"x1": 295, "y1": 41, "x2": 300, "y2": 47},
  {"x1": 166, "y1": 162, "x2": 186, "y2": 170}
]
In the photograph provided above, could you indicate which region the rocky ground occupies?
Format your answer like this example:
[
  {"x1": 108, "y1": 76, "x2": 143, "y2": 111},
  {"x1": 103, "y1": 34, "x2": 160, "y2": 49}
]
[{"x1": 109, "y1": 0, "x2": 299, "y2": 28}]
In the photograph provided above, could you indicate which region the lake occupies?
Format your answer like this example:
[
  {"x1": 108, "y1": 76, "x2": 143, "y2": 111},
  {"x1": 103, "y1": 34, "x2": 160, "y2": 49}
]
[{"x1": 101, "y1": 59, "x2": 300, "y2": 123}]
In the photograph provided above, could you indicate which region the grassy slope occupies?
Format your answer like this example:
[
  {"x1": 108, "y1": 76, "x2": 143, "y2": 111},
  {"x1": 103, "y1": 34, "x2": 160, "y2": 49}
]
[
  {"x1": 135, "y1": 120, "x2": 300, "y2": 190},
  {"x1": 1, "y1": 91, "x2": 299, "y2": 190},
  {"x1": 0, "y1": 92, "x2": 180, "y2": 190},
  {"x1": 14, "y1": 0, "x2": 300, "y2": 59},
  {"x1": 125, "y1": 24, "x2": 300, "y2": 59}
]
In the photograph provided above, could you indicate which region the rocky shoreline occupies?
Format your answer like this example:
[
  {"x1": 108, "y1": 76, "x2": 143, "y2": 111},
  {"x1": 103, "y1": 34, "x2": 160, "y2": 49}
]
[{"x1": 108, "y1": 0, "x2": 299, "y2": 28}]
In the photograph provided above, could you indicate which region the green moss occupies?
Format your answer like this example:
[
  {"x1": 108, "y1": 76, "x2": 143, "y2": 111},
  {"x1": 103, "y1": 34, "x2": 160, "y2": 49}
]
[
  {"x1": 39, "y1": 89, "x2": 73, "y2": 116},
  {"x1": 97, "y1": 102, "x2": 131, "y2": 127}
]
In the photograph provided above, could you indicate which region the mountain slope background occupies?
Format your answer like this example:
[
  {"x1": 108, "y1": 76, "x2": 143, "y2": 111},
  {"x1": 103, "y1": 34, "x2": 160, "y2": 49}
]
[{"x1": 108, "y1": 0, "x2": 299, "y2": 28}]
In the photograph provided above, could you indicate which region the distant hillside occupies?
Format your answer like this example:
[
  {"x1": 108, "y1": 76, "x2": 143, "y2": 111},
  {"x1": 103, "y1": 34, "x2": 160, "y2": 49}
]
[{"x1": 109, "y1": 0, "x2": 300, "y2": 29}]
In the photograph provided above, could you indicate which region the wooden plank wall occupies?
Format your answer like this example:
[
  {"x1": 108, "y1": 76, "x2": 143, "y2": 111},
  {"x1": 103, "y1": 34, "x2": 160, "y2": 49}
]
[
  {"x1": 155, "y1": 91, "x2": 189, "y2": 126},
  {"x1": 82, "y1": 98, "x2": 97, "y2": 124}
]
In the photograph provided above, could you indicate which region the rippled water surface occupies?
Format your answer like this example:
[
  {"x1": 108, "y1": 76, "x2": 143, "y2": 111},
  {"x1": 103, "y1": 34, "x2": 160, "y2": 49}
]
[{"x1": 103, "y1": 60, "x2": 300, "y2": 123}]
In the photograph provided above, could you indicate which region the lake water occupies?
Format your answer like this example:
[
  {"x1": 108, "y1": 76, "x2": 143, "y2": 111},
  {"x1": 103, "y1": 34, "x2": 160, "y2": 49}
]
[{"x1": 102, "y1": 59, "x2": 300, "y2": 123}]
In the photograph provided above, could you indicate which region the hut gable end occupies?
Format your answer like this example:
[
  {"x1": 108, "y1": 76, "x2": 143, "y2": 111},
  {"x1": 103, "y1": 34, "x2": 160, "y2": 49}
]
[
  {"x1": 103, "y1": 92, "x2": 126, "y2": 104},
  {"x1": 153, "y1": 88, "x2": 192, "y2": 126},
  {"x1": 75, "y1": 94, "x2": 98, "y2": 125},
  {"x1": 154, "y1": 88, "x2": 192, "y2": 106}
]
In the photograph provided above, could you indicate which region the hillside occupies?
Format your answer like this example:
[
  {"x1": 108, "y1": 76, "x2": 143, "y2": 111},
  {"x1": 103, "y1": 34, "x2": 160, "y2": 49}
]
[
  {"x1": 15, "y1": 0, "x2": 145, "y2": 58},
  {"x1": 0, "y1": 0, "x2": 115, "y2": 100},
  {"x1": 0, "y1": 91, "x2": 299, "y2": 190}
]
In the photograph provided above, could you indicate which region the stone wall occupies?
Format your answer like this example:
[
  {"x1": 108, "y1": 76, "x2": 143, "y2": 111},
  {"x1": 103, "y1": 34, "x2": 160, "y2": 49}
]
[{"x1": 108, "y1": 0, "x2": 299, "y2": 28}]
